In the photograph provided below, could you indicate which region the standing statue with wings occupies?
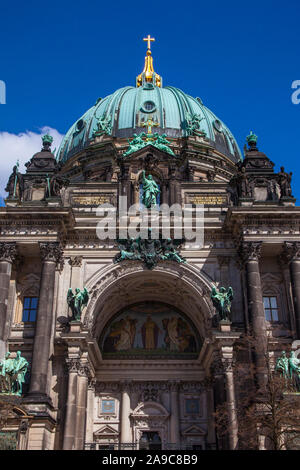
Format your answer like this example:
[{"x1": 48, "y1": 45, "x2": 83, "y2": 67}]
[
  {"x1": 67, "y1": 287, "x2": 89, "y2": 322},
  {"x1": 211, "y1": 286, "x2": 233, "y2": 322}
]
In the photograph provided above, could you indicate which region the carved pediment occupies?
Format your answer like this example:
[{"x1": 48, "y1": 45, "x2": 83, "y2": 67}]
[
  {"x1": 17, "y1": 273, "x2": 40, "y2": 297},
  {"x1": 93, "y1": 425, "x2": 120, "y2": 437},
  {"x1": 122, "y1": 144, "x2": 179, "y2": 161},
  {"x1": 182, "y1": 425, "x2": 206, "y2": 436}
]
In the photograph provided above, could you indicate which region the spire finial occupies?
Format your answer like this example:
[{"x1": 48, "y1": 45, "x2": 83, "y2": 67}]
[
  {"x1": 136, "y1": 35, "x2": 162, "y2": 88},
  {"x1": 143, "y1": 34, "x2": 155, "y2": 50},
  {"x1": 246, "y1": 131, "x2": 258, "y2": 151}
]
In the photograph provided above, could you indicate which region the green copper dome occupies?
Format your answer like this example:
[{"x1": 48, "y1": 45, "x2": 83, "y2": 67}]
[{"x1": 57, "y1": 84, "x2": 242, "y2": 163}]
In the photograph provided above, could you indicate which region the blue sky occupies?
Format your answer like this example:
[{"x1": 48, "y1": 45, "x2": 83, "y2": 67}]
[{"x1": 0, "y1": 0, "x2": 299, "y2": 200}]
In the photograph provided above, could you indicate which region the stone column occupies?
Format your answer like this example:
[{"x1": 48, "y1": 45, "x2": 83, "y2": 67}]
[
  {"x1": 282, "y1": 242, "x2": 300, "y2": 338},
  {"x1": 239, "y1": 242, "x2": 267, "y2": 387},
  {"x1": 28, "y1": 242, "x2": 63, "y2": 398},
  {"x1": 0, "y1": 243, "x2": 18, "y2": 355},
  {"x1": 169, "y1": 381, "x2": 180, "y2": 448},
  {"x1": 211, "y1": 349, "x2": 238, "y2": 450},
  {"x1": 222, "y1": 358, "x2": 238, "y2": 450},
  {"x1": 210, "y1": 357, "x2": 227, "y2": 450},
  {"x1": 278, "y1": 251, "x2": 297, "y2": 337},
  {"x1": 74, "y1": 364, "x2": 89, "y2": 450},
  {"x1": 120, "y1": 382, "x2": 132, "y2": 446},
  {"x1": 86, "y1": 379, "x2": 95, "y2": 445},
  {"x1": 63, "y1": 359, "x2": 79, "y2": 450}
]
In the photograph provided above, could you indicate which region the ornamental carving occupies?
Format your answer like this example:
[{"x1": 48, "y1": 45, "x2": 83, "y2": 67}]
[
  {"x1": 0, "y1": 242, "x2": 18, "y2": 263},
  {"x1": 114, "y1": 232, "x2": 185, "y2": 270},
  {"x1": 65, "y1": 359, "x2": 91, "y2": 377},
  {"x1": 69, "y1": 256, "x2": 83, "y2": 267},
  {"x1": 281, "y1": 241, "x2": 300, "y2": 263},
  {"x1": 238, "y1": 241, "x2": 262, "y2": 264},
  {"x1": 65, "y1": 359, "x2": 81, "y2": 373},
  {"x1": 39, "y1": 242, "x2": 64, "y2": 269}
]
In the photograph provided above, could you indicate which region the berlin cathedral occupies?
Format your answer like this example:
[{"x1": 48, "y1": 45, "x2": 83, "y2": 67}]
[{"x1": 0, "y1": 36, "x2": 299, "y2": 451}]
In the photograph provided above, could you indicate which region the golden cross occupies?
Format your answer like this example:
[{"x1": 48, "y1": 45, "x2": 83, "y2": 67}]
[
  {"x1": 142, "y1": 118, "x2": 159, "y2": 135},
  {"x1": 143, "y1": 35, "x2": 155, "y2": 50}
]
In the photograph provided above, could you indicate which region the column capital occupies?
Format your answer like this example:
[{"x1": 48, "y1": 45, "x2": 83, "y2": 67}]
[
  {"x1": 65, "y1": 358, "x2": 81, "y2": 373},
  {"x1": 0, "y1": 242, "x2": 18, "y2": 263},
  {"x1": 238, "y1": 241, "x2": 262, "y2": 265},
  {"x1": 281, "y1": 241, "x2": 300, "y2": 264},
  {"x1": 39, "y1": 242, "x2": 64, "y2": 270},
  {"x1": 65, "y1": 358, "x2": 92, "y2": 378},
  {"x1": 69, "y1": 256, "x2": 83, "y2": 267}
]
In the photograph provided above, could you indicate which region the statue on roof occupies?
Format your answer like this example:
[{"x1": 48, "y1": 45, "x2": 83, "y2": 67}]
[
  {"x1": 92, "y1": 114, "x2": 112, "y2": 137},
  {"x1": 152, "y1": 133, "x2": 175, "y2": 156},
  {"x1": 5, "y1": 161, "x2": 24, "y2": 200},
  {"x1": 278, "y1": 166, "x2": 293, "y2": 198},
  {"x1": 185, "y1": 113, "x2": 206, "y2": 137},
  {"x1": 123, "y1": 133, "x2": 147, "y2": 157}
]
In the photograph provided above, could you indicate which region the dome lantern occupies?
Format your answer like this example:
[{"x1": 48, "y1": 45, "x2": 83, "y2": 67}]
[{"x1": 136, "y1": 35, "x2": 162, "y2": 88}]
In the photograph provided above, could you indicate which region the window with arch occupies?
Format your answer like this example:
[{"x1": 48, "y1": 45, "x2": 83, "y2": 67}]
[
  {"x1": 15, "y1": 274, "x2": 40, "y2": 324},
  {"x1": 263, "y1": 296, "x2": 279, "y2": 322},
  {"x1": 261, "y1": 273, "x2": 287, "y2": 324}
]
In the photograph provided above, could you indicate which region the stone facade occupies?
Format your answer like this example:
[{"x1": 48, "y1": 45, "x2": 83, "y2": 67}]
[{"x1": 1, "y1": 71, "x2": 300, "y2": 450}]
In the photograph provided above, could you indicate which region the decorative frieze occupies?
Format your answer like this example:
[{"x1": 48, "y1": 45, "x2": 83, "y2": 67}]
[{"x1": 94, "y1": 380, "x2": 208, "y2": 395}]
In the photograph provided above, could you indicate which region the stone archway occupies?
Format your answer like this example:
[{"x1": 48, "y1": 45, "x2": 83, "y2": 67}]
[
  {"x1": 131, "y1": 402, "x2": 169, "y2": 450},
  {"x1": 83, "y1": 260, "x2": 215, "y2": 342},
  {"x1": 77, "y1": 261, "x2": 218, "y2": 451}
]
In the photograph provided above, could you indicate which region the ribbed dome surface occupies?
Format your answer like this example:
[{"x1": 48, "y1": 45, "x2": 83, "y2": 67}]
[{"x1": 57, "y1": 85, "x2": 242, "y2": 163}]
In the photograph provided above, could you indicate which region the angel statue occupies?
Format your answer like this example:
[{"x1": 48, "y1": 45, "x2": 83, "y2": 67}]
[
  {"x1": 67, "y1": 287, "x2": 89, "y2": 322},
  {"x1": 211, "y1": 286, "x2": 234, "y2": 322},
  {"x1": 142, "y1": 170, "x2": 160, "y2": 208}
]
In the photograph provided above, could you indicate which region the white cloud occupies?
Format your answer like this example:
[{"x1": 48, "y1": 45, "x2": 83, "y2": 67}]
[{"x1": 0, "y1": 126, "x2": 64, "y2": 198}]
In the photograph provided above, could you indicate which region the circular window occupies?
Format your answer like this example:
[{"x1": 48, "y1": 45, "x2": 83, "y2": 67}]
[
  {"x1": 141, "y1": 101, "x2": 156, "y2": 113},
  {"x1": 213, "y1": 119, "x2": 222, "y2": 132}
]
